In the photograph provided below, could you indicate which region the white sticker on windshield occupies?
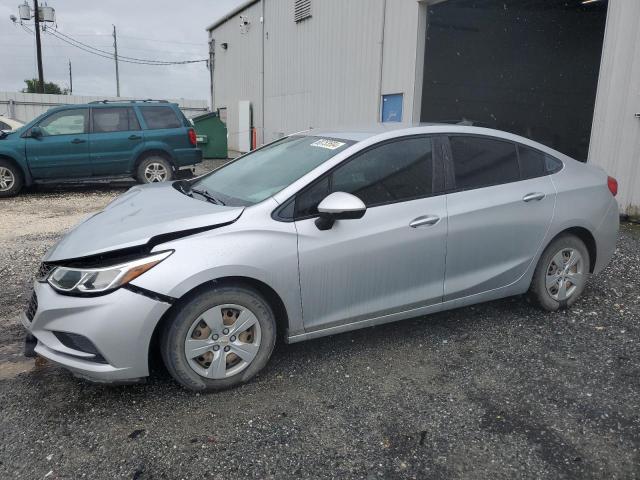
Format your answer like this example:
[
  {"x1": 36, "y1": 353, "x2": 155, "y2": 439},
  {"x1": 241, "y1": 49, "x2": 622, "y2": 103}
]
[{"x1": 310, "y1": 139, "x2": 346, "y2": 150}]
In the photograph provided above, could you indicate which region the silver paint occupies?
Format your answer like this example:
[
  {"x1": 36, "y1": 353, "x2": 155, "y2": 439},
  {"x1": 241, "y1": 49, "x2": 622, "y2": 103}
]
[{"x1": 24, "y1": 125, "x2": 619, "y2": 382}]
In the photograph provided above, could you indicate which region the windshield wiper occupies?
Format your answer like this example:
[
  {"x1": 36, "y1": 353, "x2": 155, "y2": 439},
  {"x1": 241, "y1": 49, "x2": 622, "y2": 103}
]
[
  {"x1": 191, "y1": 188, "x2": 225, "y2": 206},
  {"x1": 174, "y1": 180, "x2": 193, "y2": 197}
]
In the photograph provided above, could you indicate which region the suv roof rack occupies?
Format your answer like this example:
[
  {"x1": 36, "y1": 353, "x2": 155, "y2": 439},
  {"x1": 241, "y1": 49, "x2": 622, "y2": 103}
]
[{"x1": 88, "y1": 99, "x2": 170, "y2": 104}]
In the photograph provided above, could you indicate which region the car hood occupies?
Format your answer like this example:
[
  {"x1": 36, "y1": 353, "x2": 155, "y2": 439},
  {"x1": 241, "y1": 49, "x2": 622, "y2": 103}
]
[{"x1": 44, "y1": 182, "x2": 244, "y2": 262}]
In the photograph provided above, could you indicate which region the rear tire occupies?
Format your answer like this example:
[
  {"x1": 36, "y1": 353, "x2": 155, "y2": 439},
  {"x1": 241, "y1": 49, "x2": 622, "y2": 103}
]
[
  {"x1": 136, "y1": 155, "x2": 174, "y2": 184},
  {"x1": 161, "y1": 285, "x2": 277, "y2": 392},
  {"x1": 529, "y1": 234, "x2": 590, "y2": 311},
  {"x1": 0, "y1": 159, "x2": 23, "y2": 197}
]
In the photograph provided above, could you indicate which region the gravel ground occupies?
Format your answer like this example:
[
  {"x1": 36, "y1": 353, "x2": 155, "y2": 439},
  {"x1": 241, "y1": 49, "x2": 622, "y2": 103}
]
[{"x1": 0, "y1": 171, "x2": 638, "y2": 479}]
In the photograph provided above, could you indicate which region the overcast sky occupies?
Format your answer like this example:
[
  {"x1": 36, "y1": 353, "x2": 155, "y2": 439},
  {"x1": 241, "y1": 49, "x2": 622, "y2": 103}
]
[{"x1": 0, "y1": 0, "x2": 244, "y2": 103}]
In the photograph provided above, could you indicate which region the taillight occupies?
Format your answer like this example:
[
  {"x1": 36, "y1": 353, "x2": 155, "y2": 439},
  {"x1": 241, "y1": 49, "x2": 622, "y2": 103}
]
[
  {"x1": 607, "y1": 176, "x2": 618, "y2": 196},
  {"x1": 188, "y1": 128, "x2": 197, "y2": 146}
]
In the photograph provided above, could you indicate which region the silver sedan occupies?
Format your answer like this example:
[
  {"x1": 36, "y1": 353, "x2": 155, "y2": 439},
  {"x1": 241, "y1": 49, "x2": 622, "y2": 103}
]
[{"x1": 23, "y1": 125, "x2": 619, "y2": 391}]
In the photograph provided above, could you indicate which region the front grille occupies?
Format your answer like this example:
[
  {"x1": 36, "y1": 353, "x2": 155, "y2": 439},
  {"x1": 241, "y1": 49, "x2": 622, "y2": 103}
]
[
  {"x1": 36, "y1": 262, "x2": 55, "y2": 281},
  {"x1": 25, "y1": 291, "x2": 38, "y2": 321}
]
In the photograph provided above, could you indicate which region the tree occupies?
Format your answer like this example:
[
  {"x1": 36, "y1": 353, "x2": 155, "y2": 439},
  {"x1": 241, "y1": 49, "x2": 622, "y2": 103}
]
[{"x1": 23, "y1": 79, "x2": 69, "y2": 95}]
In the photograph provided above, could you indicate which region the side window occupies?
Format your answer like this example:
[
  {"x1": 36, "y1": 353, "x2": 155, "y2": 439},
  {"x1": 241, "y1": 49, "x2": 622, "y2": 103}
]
[
  {"x1": 332, "y1": 137, "x2": 433, "y2": 206},
  {"x1": 0, "y1": 121, "x2": 10, "y2": 130},
  {"x1": 139, "y1": 106, "x2": 182, "y2": 129},
  {"x1": 545, "y1": 155, "x2": 563, "y2": 174},
  {"x1": 93, "y1": 107, "x2": 140, "y2": 133},
  {"x1": 38, "y1": 109, "x2": 88, "y2": 136},
  {"x1": 518, "y1": 145, "x2": 546, "y2": 179},
  {"x1": 449, "y1": 136, "x2": 519, "y2": 190},
  {"x1": 295, "y1": 176, "x2": 329, "y2": 218},
  {"x1": 294, "y1": 136, "x2": 433, "y2": 217}
]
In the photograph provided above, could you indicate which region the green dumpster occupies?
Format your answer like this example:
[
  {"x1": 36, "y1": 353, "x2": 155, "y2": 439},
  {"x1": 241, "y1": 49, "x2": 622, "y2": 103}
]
[{"x1": 191, "y1": 111, "x2": 228, "y2": 159}]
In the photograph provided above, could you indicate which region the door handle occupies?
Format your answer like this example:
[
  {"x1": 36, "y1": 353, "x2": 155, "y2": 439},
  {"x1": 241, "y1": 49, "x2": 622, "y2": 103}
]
[
  {"x1": 70, "y1": 138, "x2": 86, "y2": 144},
  {"x1": 410, "y1": 215, "x2": 440, "y2": 228},
  {"x1": 523, "y1": 192, "x2": 545, "y2": 202},
  {"x1": 128, "y1": 135, "x2": 142, "y2": 140}
]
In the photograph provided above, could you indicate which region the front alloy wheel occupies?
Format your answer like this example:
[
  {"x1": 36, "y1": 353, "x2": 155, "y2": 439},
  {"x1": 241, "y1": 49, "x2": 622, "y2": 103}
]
[
  {"x1": 161, "y1": 285, "x2": 276, "y2": 391},
  {"x1": 0, "y1": 160, "x2": 24, "y2": 197},
  {"x1": 0, "y1": 166, "x2": 15, "y2": 192}
]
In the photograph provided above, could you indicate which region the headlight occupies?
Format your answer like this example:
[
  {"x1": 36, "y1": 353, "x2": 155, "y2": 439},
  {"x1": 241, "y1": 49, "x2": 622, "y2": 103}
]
[{"x1": 46, "y1": 251, "x2": 172, "y2": 295}]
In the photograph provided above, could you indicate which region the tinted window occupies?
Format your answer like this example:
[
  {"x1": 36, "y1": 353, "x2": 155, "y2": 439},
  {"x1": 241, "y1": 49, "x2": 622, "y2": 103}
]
[
  {"x1": 545, "y1": 155, "x2": 563, "y2": 174},
  {"x1": 38, "y1": 109, "x2": 88, "y2": 136},
  {"x1": 0, "y1": 121, "x2": 10, "y2": 130},
  {"x1": 450, "y1": 136, "x2": 519, "y2": 190},
  {"x1": 139, "y1": 106, "x2": 181, "y2": 129},
  {"x1": 295, "y1": 137, "x2": 433, "y2": 216},
  {"x1": 295, "y1": 176, "x2": 329, "y2": 217},
  {"x1": 332, "y1": 137, "x2": 433, "y2": 206},
  {"x1": 518, "y1": 145, "x2": 546, "y2": 179},
  {"x1": 93, "y1": 107, "x2": 140, "y2": 133}
]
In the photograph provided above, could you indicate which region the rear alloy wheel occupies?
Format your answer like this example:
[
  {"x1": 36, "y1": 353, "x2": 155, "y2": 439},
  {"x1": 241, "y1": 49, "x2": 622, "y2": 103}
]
[
  {"x1": 0, "y1": 160, "x2": 23, "y2": 197},
  {"x1": 161, "y1": 286, "x2": 276, "y2": 391},
  {"x1": 137, "y1": 156, "x2": 173, "y2": 184},
  {"x1": 529, "y1": 234, "x2": 590, "y2": 311}
]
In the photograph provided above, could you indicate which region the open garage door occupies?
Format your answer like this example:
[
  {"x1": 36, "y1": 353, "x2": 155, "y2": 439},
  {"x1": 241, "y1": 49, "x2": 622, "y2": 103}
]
[{"x1": 420, "y1": 0, "x2": 608, "y2": 161}]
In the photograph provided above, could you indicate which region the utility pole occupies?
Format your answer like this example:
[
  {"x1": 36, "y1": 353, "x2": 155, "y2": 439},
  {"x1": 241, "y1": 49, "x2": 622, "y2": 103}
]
[
  {"x1": 33, "y1": 0, "x2": 44, "y2": 93},
  {"x1": 68, "y1": 59, "x2": 72, "y2": 94},
  {"x1": 112, "y1": 24, "x2": 120, "y2": 97}
]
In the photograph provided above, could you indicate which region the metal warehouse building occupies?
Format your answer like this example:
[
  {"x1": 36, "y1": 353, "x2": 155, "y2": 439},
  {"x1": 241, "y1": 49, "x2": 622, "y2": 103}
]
[{"x1": 207, "y1": 0, "x2": 640, "y2": 215}]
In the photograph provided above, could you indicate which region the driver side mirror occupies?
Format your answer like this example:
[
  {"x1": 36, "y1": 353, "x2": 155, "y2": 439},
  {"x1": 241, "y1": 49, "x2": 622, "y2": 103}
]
[
  {"x1": 315, "y1": 192, "x2": 367, "y2": 231},
  {"x1": 30, "y1": 126, "x2": 42, "y2": 138}
]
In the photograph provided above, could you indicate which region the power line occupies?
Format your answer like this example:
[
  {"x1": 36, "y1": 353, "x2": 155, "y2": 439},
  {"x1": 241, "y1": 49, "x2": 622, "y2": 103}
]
[
  {"x1": 45, "y1": 28, "x2": 208, "y2": 65},
  {"x1": 16, "y1": 23, "x2": 206, "y2": 64},
  {"x1": 42, "y1": 29, "x2": 159, "y2": 65},
  {"x1": 66, "y1": 32, "x2": 204, "y2": 47},
  {"x1": 112, "y1": 34, "x2": 205, "y2": 47},
  {"x1": 18, "y1": 24, "x2": 207, "y2": 66}
]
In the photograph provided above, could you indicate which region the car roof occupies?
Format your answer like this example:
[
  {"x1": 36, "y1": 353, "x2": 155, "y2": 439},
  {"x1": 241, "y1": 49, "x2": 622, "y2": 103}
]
[
  {"x1": 300, "y1": 123, "x2": 471, "y2": 142},
  {"x1": 300, "y1": 124, "x2": 573, "y2": 160},
  {"x1": 45, "y1": 102, "x2": 178, "y2": 112}
]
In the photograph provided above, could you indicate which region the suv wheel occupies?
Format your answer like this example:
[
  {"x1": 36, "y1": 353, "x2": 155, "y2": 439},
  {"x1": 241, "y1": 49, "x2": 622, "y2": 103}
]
[
  {"x1": 137, "y1": 155, "x2": 174, "y2": 184},
  {"x1": 0, "y1": 160, "x2": 24, "y2": 197},
  {"x1": 161, "y1": 285, "x2": 277, "y2": 391},
  {"x1": 529, "y1": 234, "x2": 590, "y2": 311}
]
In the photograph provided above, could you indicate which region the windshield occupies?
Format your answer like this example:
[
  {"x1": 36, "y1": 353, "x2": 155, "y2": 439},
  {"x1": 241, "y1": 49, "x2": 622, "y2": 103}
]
[{"x1": 192, "y1": 135, "x2": 354, "y2": 206}]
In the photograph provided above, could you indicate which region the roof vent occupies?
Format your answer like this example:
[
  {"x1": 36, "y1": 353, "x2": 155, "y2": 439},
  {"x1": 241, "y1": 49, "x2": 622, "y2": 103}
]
[{"x1": 294, "y1": 0, "x2": 311, "y2": 23}]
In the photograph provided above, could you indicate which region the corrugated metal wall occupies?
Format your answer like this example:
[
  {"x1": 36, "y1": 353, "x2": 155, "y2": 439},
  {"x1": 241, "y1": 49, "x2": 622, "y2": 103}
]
[
  {"x1": 210, "y1": 0, "x2": 640, "y2": 215},
  {"x1": 264, "y1": 0, "x2": 383, "y2": 142},
  {"x1": 588, "y1": 0, "x2": 640, "y2": 216},
  {"x1": 209, "y1": 0, "x2": 422, "y2": 152},
  {"x1": 209, "y1": 1, "x2": 264, "y2": 153},
  {"x1": 0, "y1": 92, "x2": 209, "y2": 124}
]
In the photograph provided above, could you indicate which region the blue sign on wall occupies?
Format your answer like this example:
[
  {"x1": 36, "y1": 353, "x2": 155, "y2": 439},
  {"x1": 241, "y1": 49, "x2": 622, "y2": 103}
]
[{"x1": 381, "y1": 93, "x2": 403, "y2": 122}]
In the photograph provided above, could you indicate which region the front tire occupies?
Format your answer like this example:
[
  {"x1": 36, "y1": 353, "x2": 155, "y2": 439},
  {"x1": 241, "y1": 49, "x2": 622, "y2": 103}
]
[
  {"x1": 529, "y1": 234, "x2": 590, "y2": 311},
  {"x1": 0, "y1": 160, "x2": 24, "y2": 197},
  {"x1": 136, "y1": 155, "x2": 174, "y2": 184},
  {"x1": 161, "y1": 285, "x2": 277, "y2": 392}
]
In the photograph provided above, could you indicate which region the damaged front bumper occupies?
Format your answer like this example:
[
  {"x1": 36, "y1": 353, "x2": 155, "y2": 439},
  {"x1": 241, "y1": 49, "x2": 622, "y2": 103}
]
[{"x1": 22, "y1": 280, "x2": 171, "y2": 383}]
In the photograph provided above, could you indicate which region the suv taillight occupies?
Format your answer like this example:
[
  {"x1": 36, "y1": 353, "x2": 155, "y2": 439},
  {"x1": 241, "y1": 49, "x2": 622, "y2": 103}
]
[
  {"x1": 607, "y1": 176, "x2": 618, "y2": 197},
  {"x1": 188, "y1": 128, "x2": 197, "y2": 146}
]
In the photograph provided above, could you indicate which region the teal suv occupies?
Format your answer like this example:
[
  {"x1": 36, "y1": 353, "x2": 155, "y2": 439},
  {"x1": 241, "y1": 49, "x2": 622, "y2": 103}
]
[{"x1": 0, "y1": 100, "x2": 202, "y2": 197}]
